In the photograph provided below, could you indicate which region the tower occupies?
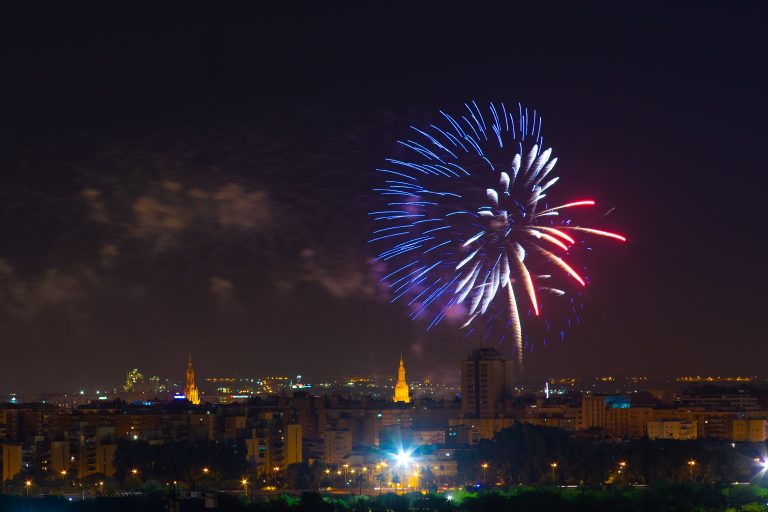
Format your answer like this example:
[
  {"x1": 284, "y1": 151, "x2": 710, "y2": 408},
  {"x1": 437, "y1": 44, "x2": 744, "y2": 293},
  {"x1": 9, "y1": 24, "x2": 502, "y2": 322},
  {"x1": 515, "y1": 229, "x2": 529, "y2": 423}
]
[
  {"x1": 460, "y1": 347, "x2": 513, "y2": 418},
  {"x1": 393, "y1": 354, "x2": 410, "y2": 403},
  {"x1": 185, "y1": 355, "x2": 200, "y2": 405}
]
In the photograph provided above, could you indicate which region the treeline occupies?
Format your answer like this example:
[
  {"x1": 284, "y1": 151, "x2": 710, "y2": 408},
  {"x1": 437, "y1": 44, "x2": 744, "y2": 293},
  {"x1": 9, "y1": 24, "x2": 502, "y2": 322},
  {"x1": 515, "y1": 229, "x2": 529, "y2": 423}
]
[
  {"x1": 114, "y1": 439, "x2": 248, "y2": 485},
  {"x1": 4, "y1": 487, "x2": 768, "y2": 512},
  {"x1": 457, "y1": 423, "x2": 765, "y2": 485}
]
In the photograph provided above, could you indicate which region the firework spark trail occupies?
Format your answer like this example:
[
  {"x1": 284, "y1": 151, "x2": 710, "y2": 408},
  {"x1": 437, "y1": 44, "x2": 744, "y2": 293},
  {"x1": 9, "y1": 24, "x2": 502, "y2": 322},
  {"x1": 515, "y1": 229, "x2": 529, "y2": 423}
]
[{"x1": 370, "y1": 101, "x2": 625, "y2": 373}]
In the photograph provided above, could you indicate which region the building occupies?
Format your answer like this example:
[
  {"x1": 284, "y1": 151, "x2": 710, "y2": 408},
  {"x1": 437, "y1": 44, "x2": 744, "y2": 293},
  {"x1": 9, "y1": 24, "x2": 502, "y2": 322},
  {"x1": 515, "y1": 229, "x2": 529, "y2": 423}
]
[
  {"x1": 284, "y1": 423, "x2": 302, "y2": 465},
  {"x1": 95, "y1": 444, "x2": 117, "y2": 477},
  {"x1": 2, "y1": 444, "x2": 22, "y2": 482},
  {"x1": 647, "y1": 420, "x2": 698, "y2": 440},
  {"x1": 732, "y1": 419, "x2": 768, "y2": 442},
  {"x1": 393, "y1": 356, "x2": 411, "y2": 404},
  {"x1": 324, "y1": 429, "x2": 353, "y2": 465},
  {"x1": 448, "y1": 417, "x2": 516, "y2": 444},
  {"x1": 460, "y1": 347, "x2": 513, "y2": 418},
  {"x1": 185, "y1": 355, "x2": 201, "y2": 405}
]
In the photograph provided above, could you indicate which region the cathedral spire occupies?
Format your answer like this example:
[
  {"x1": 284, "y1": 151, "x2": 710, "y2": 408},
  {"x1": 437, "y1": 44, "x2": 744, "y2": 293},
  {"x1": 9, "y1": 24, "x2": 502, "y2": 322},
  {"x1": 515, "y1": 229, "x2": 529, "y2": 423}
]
[
  {"x1": 393, "y1": 354, "x2": 410, "y2": 403},
  {"x1": 184, "y1": 354, "x2": 200, "y2": 405}
]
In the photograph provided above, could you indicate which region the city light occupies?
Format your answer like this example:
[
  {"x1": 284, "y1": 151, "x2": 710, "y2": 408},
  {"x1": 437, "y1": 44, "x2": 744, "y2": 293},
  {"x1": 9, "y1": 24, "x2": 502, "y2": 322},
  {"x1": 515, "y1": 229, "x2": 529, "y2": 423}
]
[{"x1": 395, "y1": 449, "x2": 413, "y2": 467}]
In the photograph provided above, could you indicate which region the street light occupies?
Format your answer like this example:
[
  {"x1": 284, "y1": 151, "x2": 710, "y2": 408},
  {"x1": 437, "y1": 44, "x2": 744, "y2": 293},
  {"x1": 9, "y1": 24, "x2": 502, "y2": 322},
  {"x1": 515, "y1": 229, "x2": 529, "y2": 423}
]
[
  {"x1": 131, "y1": 468, "x2": 139, "y2": 476},
  {"x1": 241, "y1": 478, "x2": 248, "y2": 496},
  {"x1": 273, "y1": 466, "x2": 280, "y2": 488},
  {"x1": 202, "y1": 467, "x2": 209, "y2": 474},
  {"x1": 550, "y1": 462, "x2": 558, "y2": 485},
  {"x1": 481, "y1": 463, "x2": 489, "y2": 484},
  {"x1": 25, "y1": 480, "x2": 32, "y2": 496},
  {"x1": 687, "y1": 460, "x2": 696, "y2": 481}
]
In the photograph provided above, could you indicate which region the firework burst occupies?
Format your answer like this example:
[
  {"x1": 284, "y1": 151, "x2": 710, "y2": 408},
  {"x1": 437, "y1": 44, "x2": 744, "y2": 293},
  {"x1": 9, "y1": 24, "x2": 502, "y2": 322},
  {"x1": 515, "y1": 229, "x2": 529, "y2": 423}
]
[{"x1": 370, "y1": 101, "x2": 625, "y2": 371}]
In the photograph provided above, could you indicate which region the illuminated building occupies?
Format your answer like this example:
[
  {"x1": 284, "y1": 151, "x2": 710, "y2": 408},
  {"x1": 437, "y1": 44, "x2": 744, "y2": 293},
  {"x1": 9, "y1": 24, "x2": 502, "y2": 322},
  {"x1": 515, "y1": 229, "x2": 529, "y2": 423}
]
[
  {"x1": 647, "y1": 420, "x2": 697, "y2": 440},
  {"x1": 49, "y1": 441, "x2": 69, "y2": 475},
  {"x1": 184, "y1": 355, "x2": 201, "y2": 405},
  {"x1": 2, "y1": 444, "x2": 22, "y2": 482},
  {"x1": 123, "y1": 368, "x2": 144, "y2": 392},
  {"x1": 579, "y1": 394, "x2": 629, "y2": 431},
  {"x1": 284, "y1": 423, "x2": 303, "y2": 465},
  {"x1": 460, "y1": 348, "x2": 513, "y2": 418},
  {"x1": 731, "y1": 419, "x2": 768, "y2": 442},
  {"x1": 244, "y1": 412, "x2": 299, "y2": 477},
  {"x1": 393, "y1": 355, "x2": 411, "y2": 403}
]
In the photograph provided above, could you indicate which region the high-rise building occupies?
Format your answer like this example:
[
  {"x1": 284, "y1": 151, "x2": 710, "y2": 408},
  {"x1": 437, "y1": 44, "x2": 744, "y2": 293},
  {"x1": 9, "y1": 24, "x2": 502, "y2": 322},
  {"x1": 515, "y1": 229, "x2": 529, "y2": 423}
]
[
  {"x1": 393, "y1": 355, "x2": 411, "y2": 403},
  {"x1": 185, "y1": 355, "x2": 201, "y2": 405},
  {"x1": 123, "y1": 368, "x2": 144, "y2": 392},
  {"x1": 284, "y1": 423, "x2": 303, "y2": 465},
  {"x1": 2, "y1": 444, "x2": 22, "y2": 482},
  {"x1": 460, "y1": 347, "x2": 513, "y2": 418}
]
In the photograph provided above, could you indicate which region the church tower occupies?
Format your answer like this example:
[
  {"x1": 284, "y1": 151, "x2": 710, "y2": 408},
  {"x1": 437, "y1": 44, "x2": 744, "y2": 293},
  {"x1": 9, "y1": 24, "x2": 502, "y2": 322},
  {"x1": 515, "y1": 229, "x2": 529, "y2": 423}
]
[
  {"x1": 393, "y1": 354, "x2": 410, "y2": 403},
  {"x1": 185, "y1": 355, "x2": 200, "y2": 405}
]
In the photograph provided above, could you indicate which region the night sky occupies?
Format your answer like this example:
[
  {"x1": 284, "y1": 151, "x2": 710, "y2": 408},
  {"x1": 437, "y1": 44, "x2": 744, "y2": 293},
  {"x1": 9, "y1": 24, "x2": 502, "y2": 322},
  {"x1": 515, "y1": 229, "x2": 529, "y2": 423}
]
[{"x1": 1, "y1": 6, "x2": 766, "y2": 392}]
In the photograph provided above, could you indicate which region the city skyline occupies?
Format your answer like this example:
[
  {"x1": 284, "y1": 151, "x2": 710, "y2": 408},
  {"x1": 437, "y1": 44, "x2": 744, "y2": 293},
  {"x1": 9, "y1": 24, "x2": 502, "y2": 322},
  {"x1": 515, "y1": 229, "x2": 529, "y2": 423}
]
[
  {"x1": 4, "y1": 349, "x2": 768, "y2": 399},
  {"x1": 2, "y1": 6, "x2": 767, "y2": 391}
]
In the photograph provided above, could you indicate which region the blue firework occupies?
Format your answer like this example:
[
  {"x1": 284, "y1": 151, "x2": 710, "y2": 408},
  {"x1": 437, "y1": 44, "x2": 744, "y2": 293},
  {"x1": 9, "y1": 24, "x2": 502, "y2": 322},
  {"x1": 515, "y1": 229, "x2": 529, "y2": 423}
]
[{"x1": 370, "y1": 101, "x2": 625, "y2": 369}]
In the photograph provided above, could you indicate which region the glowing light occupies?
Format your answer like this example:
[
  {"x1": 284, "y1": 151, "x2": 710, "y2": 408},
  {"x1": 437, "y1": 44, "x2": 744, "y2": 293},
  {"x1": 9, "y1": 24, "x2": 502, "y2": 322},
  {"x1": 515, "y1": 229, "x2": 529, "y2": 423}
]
[
  {"x1": 534, "y1": 200, "x2": 596, "y2": 218},
  {"x1": 560, "y1": 226, "x2": 627, "y2": 242},
  {"x1": 395, "y1": 449, "x2": 414, "y2": 467},
  {"x1": 537, "y1": 247, "x2": 586, "y2": 286},
  {"x1": 539, "y1": 227, "x2": 576, "y2": 244}
]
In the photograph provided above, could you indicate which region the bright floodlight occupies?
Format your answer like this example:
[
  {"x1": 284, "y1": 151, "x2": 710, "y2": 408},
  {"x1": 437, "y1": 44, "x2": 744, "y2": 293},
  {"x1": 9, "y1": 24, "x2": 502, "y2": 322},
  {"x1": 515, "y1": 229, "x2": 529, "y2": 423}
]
[{"x1": 395, "y1": 450, "x2": 413, "y2": 467}]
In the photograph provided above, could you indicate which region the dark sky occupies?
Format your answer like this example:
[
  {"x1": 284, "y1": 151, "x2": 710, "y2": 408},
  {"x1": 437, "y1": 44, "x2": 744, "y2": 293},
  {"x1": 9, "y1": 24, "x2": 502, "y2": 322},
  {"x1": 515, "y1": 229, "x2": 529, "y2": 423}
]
[{"x1": 1, "y1": 6, "x2": 766, "y2": 392}]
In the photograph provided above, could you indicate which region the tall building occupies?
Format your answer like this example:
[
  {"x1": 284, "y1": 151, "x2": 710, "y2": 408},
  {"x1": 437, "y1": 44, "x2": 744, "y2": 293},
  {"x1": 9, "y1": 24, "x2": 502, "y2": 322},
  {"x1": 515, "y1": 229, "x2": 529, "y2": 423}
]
[
  {"x1": 123, "y1": 368, "x2": 144, "y2": 392},
  {"x1": 460, "y1": 347, "x2": 513, "y2": 418},
  {"x1": 284, "y1": 423, "x2": 303, "y2": 465},
  {"x1": 185, "y1": 355, "x2": 201, "y2": 405},
  {"x1": 393, "y1": 355, "x2": 411, "y2": 403},
  {"x1": 2, "y1": 444, "x2": 22, "y2": 482}
]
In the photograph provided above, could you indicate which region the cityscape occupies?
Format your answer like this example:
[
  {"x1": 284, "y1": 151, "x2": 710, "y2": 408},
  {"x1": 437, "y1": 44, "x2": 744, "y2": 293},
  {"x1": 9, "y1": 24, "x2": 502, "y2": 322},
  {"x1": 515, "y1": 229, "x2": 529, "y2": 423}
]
[
  {"x1": 3, "y1": 5, "x2": 767, "y2": 512},
  {"x1": 5, "y1": 352, "x2": 768, "y2": 509}
]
